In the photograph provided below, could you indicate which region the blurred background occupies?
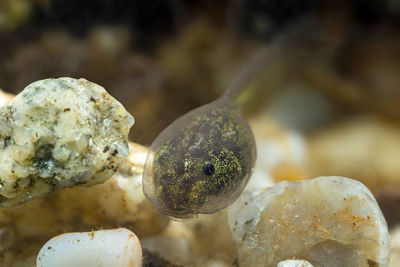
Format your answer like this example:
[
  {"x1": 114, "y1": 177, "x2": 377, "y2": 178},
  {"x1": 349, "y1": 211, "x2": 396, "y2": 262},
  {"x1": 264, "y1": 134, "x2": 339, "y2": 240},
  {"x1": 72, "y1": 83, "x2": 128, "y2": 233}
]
[{"x1": 1, "y1": 0, "x2": 400, "y2": 229}]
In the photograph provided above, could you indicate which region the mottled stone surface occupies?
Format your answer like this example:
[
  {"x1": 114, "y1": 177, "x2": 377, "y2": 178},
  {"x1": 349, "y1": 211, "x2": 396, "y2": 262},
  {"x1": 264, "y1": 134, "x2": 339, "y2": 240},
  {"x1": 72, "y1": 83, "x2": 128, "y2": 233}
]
[
  {"x1": 0, "y1": 78, "x2": 134, "y2": 206},
  {"x1": 228, "y1": 176, "x2": 390, "y2": 267}
]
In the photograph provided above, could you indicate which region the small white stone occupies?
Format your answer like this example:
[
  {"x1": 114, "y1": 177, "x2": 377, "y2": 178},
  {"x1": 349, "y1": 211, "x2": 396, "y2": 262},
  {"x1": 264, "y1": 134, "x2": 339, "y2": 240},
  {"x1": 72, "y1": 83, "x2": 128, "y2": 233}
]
[
  {"x1": 0, "y1": 78, "x2": 134, "y2": 206},
  {"x1": 228, "y1": 176, "x2": 390, "y2": 267},
  {"x1": 0, "y1": 89, "x2": 14, "y2": 107},
  {"x1": 36, "y1": 228, "x2": 142, "y2": 267},
  {"x1": 277, "y1": 259, "x2": 314, "y2": 267}
]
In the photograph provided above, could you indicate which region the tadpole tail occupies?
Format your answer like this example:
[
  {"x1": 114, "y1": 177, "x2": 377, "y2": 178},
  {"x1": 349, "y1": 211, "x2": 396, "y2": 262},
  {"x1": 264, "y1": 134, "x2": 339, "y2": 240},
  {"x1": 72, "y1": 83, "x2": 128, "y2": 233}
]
[
  {"x1": 222, "y1": 40, "x2": 284, "y2": 102},
  {"x1": 221, "y1": 16, "x2": 315, "y2": 106}
]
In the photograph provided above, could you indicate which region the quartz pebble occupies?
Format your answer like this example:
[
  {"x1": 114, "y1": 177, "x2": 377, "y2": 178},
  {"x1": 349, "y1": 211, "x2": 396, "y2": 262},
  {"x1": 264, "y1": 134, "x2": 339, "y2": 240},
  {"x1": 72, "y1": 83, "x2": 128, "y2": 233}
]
[
  {"x1": 0, "y1": 78, "x2": 134, "y2": 206},
  {"x1": 277, "y1": 259, "x2": 313, "y2": 267},
  {"x1": 228, "y1": 176, "x2": 390, "y2": 267},
  {"x1": 0, "y1": 89, "x2": 14, "y2": 107},
  {"x1": 36, "y1": 228, "x2": 142, "y2": 267}
]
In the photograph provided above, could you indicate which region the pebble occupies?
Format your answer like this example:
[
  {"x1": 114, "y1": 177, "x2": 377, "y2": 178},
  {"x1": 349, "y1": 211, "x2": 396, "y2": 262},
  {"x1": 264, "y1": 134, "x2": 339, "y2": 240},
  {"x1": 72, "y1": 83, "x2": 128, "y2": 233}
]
[
  {"x1": 308, "y1": 116, "x2": 400, "y2": 191},
  {"x1": 228, "y1": 176, "x2": 390, "y2": 267},
  {"x1": 277, "y1": 259, "x2": 313, "y2": 267},
  {"x1": 0, "y1": 78, "x2": 134, "y2": 206},
  {"x1": 36, "y1": 228, "x2": 142, "y2": 267}
]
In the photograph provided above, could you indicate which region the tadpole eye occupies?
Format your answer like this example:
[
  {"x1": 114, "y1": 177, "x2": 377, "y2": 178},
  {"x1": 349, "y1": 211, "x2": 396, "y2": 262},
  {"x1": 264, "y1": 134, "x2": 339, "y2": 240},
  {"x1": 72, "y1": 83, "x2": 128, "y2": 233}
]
[
  {"x1": 157, "y1": 153, "x2": 168, "y2": 166},
  {"x1": 202, "y1": 162, "x2": 215, "y2": 176}
]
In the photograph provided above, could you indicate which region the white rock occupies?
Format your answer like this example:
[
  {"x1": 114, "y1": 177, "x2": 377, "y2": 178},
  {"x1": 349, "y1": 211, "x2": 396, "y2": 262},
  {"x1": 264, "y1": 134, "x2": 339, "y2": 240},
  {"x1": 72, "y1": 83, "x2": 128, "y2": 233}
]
[
  {"x1": 0, "y1": 89, "x2": 14, "y2": 107},
  {"x1": 36, "y1": 228, "x2": 142, "y2": 267},
  {"x1": 0, "y1": 78, "x2": 134, "y2": 206},
  {"x1": 277, "y1": 259, "x2": 313, "y2": 267},
  {"x1": 228, "y1": 176, "x2": 390, "y2": 267}
]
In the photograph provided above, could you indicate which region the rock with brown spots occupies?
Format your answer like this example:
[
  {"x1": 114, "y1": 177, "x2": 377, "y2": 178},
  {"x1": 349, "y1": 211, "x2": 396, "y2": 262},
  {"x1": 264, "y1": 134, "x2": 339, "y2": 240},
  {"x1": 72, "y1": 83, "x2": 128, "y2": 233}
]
[
  {"x1": 228, "y1": 176, "x2": 390, "y2": 267},
  {"x1": 0, "y1": 78, "x2": 134, "y2": 206}
]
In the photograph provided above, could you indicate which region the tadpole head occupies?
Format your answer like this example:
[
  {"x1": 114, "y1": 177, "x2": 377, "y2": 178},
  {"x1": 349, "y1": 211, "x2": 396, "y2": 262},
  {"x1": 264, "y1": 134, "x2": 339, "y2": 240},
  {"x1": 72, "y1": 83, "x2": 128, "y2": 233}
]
[{"x1": 143, "y1": 100, "x2": 256, "y2": 218}]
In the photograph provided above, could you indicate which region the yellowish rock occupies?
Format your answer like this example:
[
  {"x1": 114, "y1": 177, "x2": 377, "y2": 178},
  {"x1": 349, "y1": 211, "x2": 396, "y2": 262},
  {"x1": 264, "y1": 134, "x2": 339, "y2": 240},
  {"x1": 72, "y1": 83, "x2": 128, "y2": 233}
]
[
  {"x1": 389, "y1": 226, "x2": 400, "y2": 267},
  {"x1": 308, "y1": 116, "x2": 400, "y2": 191}
]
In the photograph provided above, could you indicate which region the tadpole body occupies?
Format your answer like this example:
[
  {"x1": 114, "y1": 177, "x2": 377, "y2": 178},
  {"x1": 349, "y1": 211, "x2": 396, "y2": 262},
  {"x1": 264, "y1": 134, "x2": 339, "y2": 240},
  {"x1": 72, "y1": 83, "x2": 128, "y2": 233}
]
[{"x1": 143, "y1": 97, "x2": 256, "y2": 218}]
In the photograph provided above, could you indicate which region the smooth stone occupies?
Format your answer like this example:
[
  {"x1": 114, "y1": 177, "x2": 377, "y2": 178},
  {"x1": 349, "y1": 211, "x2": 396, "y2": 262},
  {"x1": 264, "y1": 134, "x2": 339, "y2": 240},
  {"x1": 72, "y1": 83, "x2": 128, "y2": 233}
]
[{"x1": 36, "y1": 228, "x2": 142, "y2": 267}]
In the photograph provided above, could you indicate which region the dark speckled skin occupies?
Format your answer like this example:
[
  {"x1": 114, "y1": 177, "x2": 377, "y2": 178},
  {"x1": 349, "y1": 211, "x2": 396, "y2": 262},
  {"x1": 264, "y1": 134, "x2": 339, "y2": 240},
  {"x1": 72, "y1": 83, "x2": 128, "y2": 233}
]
[{"x1": 143, "y1": 98, "x2": 256, "y2": 218}]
